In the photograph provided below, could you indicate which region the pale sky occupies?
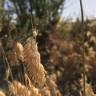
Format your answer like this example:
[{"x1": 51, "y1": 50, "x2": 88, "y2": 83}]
[{"x1": 61, "y1": 0, "x2": 96, "y2": 20}]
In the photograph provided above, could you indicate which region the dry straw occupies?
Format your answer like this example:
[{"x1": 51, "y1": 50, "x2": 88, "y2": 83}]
[{"x1": 24, "y1": 37, "x2": 46, "y2": 87}]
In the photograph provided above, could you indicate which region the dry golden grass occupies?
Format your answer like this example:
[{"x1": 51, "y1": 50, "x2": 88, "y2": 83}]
[
  {"x1": 0, "y1": 78, "x2": 41, "y2": 96},
  {"x1": 12, "y1": 41, "x2": 24, "y2": 61},
  {"x1": 5, "y1": 38, "x2": 46, "y2": 87},
  {"x1": 11, "y1": 80, "x2": 31, "y2": 96},
  {"x1": 6, "y1": 40, "x2": 24, "y2": 66},
  {"x1": 24, "y1": 37, "x2": 46, "y2": 87},
  {"x1": 80, "y1": 79, "x2": 95, "y2": 96}
]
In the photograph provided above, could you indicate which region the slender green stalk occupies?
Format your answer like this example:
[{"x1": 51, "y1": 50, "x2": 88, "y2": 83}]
[{"x1": 79, "y1": 0, "x2": 86, "y2": 96}]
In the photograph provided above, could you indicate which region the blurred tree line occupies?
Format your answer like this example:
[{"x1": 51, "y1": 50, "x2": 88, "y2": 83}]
[{"x1": 0, "y1": 0, "x2": 65, "y2": 42}]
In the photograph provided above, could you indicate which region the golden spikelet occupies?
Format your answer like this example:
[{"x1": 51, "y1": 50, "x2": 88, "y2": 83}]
[
  {"x1": 0, "y1": 79, "x2": 41, "y2": 96},
  {"x1": 10, "y1": 40, "x2": 24, "y2": 61},
  {"x1": 23, "y1": 37, "x2": 46, "y2": 87},
  {"x1": 11, "y1": 80, "x2": 31, "y2": 96},
  {"x1": 0, "y1": 91, "x2": 5, "y2": 96},
  {"x1": 6, "y1": 40, "x2": 24, "y2": 66}
]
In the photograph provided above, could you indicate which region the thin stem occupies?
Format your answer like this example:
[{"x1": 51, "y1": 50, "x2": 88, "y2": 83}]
[
  {"x1": 79, "y1": 0, "x2": 86, "y2": 96},
  {"x1": 0, "y1": 42, "x2": 13, "y2": 81}
]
